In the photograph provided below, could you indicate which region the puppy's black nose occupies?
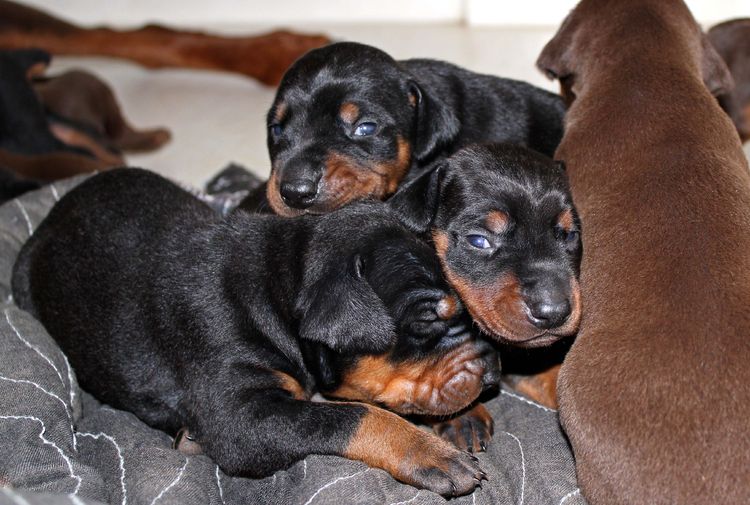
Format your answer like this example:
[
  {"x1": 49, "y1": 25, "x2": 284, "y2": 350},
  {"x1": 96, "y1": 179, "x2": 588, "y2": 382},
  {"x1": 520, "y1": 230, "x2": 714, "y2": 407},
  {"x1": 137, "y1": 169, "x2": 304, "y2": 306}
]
[
  {"x1": 527, "y1": 298, "x2": 571, "y2": 329},
  {"x1": 280, "y1": 179, "x2": 318, "y2": 208}
]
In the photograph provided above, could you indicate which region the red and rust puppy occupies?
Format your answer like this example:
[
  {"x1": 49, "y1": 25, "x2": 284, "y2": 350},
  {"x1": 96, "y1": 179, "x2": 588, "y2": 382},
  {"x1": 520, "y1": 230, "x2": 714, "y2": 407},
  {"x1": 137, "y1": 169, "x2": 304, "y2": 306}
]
[
  {"x1": 388, "y1": 144, "x2": 582, "y2": 406},
  {"x1": 12, "y1": 168, "x2": 500, "y2": 497},
  {"x1": 0, "y1": 0, "x2": 329, "y2": 87},
  {"x1": 247, "y1": 42, "x2": 566, "y2": 216},
  {"x1": 0, "y1": 48, "x2": 117, "y2": 198},
  {"x1": 537, "y1": 0, "x2": 750, "y2": 503},
  {"x1": 709, "y1": 18, "x2": 750, "y2": 142},
  {"x1": 33, "y1": 69, "x2": 171, "y2": 155}
]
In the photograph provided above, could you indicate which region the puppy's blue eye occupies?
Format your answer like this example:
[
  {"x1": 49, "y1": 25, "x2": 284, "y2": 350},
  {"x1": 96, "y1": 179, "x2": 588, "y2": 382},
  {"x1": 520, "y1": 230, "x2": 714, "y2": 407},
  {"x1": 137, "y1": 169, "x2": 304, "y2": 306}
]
[
  {"x1": 269, "y1": 124, "x2": 283, "y2": 137},
  {"x1": 565, "y1": 230, "x2": 579, "y2": 243},
  {"x1": 467, "y1": 234, "x2": 491, "y2": 249},
  {"x1": 353, "y1": 122, "x2": 377, "y2": 136}
]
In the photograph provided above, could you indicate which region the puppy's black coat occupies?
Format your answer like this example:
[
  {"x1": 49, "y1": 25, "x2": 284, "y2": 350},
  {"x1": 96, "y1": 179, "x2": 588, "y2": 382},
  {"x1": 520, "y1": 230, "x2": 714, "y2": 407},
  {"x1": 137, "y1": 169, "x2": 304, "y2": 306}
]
[
  {"x1": 243, "y1": 41, "x2": 566, "y2": 216},
  {"x1": 12, "y1": 168, "x2": 500, "y2": 496},
  {"x1": 388, "y1": 144, "x2": 583, "y2": 347}
]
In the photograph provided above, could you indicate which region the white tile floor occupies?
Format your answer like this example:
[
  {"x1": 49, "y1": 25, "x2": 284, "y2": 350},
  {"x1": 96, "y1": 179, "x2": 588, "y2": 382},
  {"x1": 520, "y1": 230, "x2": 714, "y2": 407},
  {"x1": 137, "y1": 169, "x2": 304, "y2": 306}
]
[{"x1": 43, "y1": 23, "x2": 750, "y2": 187}]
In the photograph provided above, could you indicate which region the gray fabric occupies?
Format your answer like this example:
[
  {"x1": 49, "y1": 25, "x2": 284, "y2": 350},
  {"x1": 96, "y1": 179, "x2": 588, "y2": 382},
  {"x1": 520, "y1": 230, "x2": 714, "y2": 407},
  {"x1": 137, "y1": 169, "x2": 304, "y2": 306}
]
[{"x1": 0, "y1": 179, "x2": 586, "y2": 505}]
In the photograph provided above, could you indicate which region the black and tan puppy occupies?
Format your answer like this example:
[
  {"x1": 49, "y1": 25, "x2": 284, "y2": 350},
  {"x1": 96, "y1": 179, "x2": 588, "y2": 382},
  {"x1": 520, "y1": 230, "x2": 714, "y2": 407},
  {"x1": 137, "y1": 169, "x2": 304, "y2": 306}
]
[
  {"x1": 389, "y1": 144, "x2": 582, "y2": 348},
  {"x1": 389, "y1": 144, "x2": 582, "y2": 406},
  {"x1": 246, "y1": 41, "x2": 565, "y2": 216},
  {"x1": 12, "y1": 168, "x2": 500, "y2": 497}
]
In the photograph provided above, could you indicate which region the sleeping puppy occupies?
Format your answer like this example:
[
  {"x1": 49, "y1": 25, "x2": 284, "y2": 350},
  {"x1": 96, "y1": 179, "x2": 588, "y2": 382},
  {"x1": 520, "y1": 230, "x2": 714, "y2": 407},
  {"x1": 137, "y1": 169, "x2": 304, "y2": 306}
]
[
  {"x1": 241, "y1": 41, "x2": 566, "y2": 216},
  {"x1": 388, "y1": 144, "x2": 583, "y2": 406},
  {"x1": 389, "y1": 144, "x2": 582, "y2": 347},
  {"x1": 12, "y1": 168, "x2": 500, "y2": 497}
]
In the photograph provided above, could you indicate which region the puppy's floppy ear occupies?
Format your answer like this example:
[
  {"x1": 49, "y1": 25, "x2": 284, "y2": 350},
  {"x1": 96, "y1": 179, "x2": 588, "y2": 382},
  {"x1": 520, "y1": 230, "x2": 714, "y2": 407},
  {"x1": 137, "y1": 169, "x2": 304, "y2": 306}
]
[
  {"x1": 387, "y1": 162, "x2": 445, "y2": 234},
  {"x1": 408, "y1": 81, "x2": 460, "y2": 163},
  {"x1": 700, "y1": 34, "x2": 734, "y2": 96},
  {"x1": 297, "y1": 255, "x2": 396, "y2": 354}
]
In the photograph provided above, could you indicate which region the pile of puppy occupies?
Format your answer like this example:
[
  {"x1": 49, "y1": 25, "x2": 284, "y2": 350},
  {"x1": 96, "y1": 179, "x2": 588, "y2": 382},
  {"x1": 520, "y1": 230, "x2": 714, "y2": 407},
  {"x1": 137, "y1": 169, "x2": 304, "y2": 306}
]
[
  {"x1": 6, "y1": 0, "x2": 750, "y2": 503},
  {"x1": 12, "y1": 37, "x2": 583, "y2": 496}
]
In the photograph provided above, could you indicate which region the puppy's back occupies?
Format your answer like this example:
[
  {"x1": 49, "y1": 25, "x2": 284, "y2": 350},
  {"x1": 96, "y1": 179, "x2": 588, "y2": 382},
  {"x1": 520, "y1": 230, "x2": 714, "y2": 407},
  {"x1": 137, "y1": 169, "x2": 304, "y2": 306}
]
[{"x1": 12, "y1": 168, "x2": 218, "y2": 430}]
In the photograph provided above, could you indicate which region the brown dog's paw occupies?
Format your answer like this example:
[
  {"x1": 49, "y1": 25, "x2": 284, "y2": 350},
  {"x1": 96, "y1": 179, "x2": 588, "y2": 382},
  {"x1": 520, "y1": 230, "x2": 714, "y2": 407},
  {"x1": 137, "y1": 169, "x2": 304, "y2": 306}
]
[
  {"x1": 404, "y1": 446, "x2": 486, "y2": 497},
  {"x1": 431, "y1": 403, "x2": 494, "y2": 453}
]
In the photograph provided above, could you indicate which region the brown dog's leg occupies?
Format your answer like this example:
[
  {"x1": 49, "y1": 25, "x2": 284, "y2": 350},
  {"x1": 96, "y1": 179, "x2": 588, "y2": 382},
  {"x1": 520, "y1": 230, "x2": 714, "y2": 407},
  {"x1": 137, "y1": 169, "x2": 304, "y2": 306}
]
[
  {"x1": 0, "y1": 0, "x2": 329, "y2": 86},
  {"x1": 429, "y1": 403, "x2": 494, "y2": 452},
  {"x1": 504, "y1": 364, "x2": 561, "y2": 409},
  {"x1": 47, "y1": 123, "x2": 124, "y2": 167},
  {"x1": 0, "y1": 148, "x2": 113, "y2": 181}
]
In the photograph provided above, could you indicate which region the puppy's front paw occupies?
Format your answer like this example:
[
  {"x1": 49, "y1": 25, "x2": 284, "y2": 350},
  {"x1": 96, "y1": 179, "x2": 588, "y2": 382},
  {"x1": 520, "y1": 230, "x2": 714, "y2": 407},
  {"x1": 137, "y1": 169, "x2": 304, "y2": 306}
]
[
  {"x1": 402, "y1": 294, "x2": 463, "y2": 340},
  {"x1": 347, "y1": 406, "x2": 485, "y2": 496},
  {"x1": 405, "y1": 444, "x2": 486, "y2": 497},
  {"x1": 431, "y1": 404, "x2": 494, "y2": 453}
]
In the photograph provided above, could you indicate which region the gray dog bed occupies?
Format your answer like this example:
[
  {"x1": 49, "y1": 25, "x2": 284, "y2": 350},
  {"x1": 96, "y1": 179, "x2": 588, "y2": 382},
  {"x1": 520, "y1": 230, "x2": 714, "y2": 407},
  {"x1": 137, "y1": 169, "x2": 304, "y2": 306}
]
[{"x1": 0, "y1": 177, "x2": 586, "y2": 505}]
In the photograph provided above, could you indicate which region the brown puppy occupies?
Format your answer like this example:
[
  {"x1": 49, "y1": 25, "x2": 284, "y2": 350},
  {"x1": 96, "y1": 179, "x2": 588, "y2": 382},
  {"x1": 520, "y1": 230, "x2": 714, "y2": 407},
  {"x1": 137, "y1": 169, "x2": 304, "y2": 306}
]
[
  {"x1": 34, "y1": 70, "x2": 171, "y2": 153},
  {"x1": 538, "y1": 1, "x2": 750, "y2": 503},
  {"x1": 709, "y1": 18, "x2": 750, "y2": 142},
  {"x1": 0, "y1": 0, "x2": 329, "y2": 87}
]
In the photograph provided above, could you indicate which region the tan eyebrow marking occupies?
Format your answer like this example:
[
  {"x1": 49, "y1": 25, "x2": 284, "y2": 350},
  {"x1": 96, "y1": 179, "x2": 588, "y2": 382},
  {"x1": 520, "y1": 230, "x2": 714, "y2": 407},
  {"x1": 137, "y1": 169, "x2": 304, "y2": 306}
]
[
  {"x1": 486, "y1": 210, "x2": 510, "y2": 234},
  {"x1": 557, "y1": 208, "x2": 574, "y2": 232},
  {"x1": 339, "y1": 102, "x2": 359, "y2": 124},
  {"x1": 273, "y1": 101, "x2": 287, "y2": 123}
]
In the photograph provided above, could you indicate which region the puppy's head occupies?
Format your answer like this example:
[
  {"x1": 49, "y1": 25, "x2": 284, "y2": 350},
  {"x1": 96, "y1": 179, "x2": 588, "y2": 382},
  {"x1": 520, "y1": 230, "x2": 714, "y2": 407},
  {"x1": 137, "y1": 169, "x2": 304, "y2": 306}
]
[
  {"x1": 388, "y1": 144, "x2": 582, "y2": 348},
  {"x1": 296, "y1": 203, "x2": 500, "y2": 416},
  {"x1": 265, "y1": 42, "x2": 458, "y2": 216},
  {"x1": 536, "y1": 0, "x2": 733, "y2": 104}
]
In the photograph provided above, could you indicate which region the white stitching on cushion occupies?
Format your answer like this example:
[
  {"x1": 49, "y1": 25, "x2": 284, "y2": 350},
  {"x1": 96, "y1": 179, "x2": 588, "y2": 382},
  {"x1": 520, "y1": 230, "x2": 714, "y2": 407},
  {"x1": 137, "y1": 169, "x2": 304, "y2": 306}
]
[
  {"x1": 0, "y1": 375, "x2": 73, "y2": 446},
  {"x1": 559, "y1": 488, "x2": 581, "y2": 504},
  {"x1": 502, "y1": 431, "x2": 526, "y2": 505},
  {"x1": 150, "y1": 457, "x2": 188, "y2": 505},
  {"x1": 13, "y1": 199, "x2": 33, "y2": 236},
  {"x1": 302, "y1": 469, "x2": 369, "y2": 505},
  {"x1": 5, "y1": 309, "x2": 67, "y2": 392},
  {"x1": 77, "y1": 431, "x2": 127, "y2": 505},
  {"x1": 501, "y1": 389, "x2": 556, "y2": 413},
  {"x1": 389, "y1": 490, "x2": 421, "y2": 505},
  {"x1": 0, "y1": 415, "x2": 82, "y2": 497},
  {"x1": 215, "y1": 466, "x2": 226, "y2": 505},
  {"x1": 61, "y1": 353, "x2": 78, "y2": 414}
]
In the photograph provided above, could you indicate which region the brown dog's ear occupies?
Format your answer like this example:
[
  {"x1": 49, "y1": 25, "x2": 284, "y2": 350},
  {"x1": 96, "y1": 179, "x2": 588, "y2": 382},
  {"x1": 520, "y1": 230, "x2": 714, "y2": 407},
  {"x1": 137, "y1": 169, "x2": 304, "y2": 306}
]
[
  {"x1": 387, "y1": 162, "x2": 445, "y2": 234},
  {"x1": 296, "y1": 255, "x2": 396, "y2": 354},
  {"x1": 700, "y1": 34, "x2": 734, "y2": 96},
  {"x1": 408, "y1": 81, "x2": 460, "y2": 163},
  {"x1": 536, "y1": 17, "x2": 574, "y2": 81}
]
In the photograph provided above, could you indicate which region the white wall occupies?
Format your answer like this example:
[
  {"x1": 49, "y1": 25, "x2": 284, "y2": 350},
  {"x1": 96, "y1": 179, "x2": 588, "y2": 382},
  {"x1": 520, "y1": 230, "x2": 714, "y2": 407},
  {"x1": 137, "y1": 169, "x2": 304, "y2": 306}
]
[{"x1": 19, "y1": 0, "x2": 750, "y2": 27}]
